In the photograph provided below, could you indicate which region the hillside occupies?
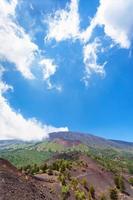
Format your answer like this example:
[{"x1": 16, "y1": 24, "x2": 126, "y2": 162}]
[
  {"x1": 0, "y1": 132, "x2": 133, "y2": 174},
  {"x1": 0, "y1": 132, "x2": 133, "y2": 199},
  {"x1": 0, "y1": 152, "x2": 133, "y2": 200}
]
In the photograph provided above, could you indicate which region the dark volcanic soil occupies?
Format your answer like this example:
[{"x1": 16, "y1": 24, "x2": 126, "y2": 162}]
[
  {"x1": 0, "y1": 158, "x2": 60, "y2": 200},
  {"x1": 0, "y1": 154, "x2": 133, "y2": 200}
]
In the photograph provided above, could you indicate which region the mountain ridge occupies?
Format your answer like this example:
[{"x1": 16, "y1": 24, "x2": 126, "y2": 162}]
[{"x1": 0, "y1": 131, "x2": 133, "y2": 150}]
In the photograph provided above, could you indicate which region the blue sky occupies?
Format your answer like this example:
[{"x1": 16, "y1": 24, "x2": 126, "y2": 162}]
[{"x1": 0, "y1": 0, "x2": 133, "y2": 141}]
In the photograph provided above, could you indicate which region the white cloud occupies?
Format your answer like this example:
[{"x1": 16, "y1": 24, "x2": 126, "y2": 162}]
[
  {"x1": 0, "y1": 0, "x2": 38, "y2": 79},
  {"x1": 45, "y1": 0, "x2": 80, "y2": 42},
  {"x1": 39, "y1": 58, "x2": 62, "y2": 91},
  {"x1": 0, "y1": 70, "x2": 68, "y2": 141},
  {"x1": 40, "y1": 58, "x2": 57, "y2": 81},
  {"x1": 80, "y1": 18, "x2": 97, "y2": 43},
  {"x1": 95, "y1": 0, "x2": 133, "y2": 48},
  {"x1": 45, "y1": 0, "x2": 106, "y2": 85},
  {"x1": 83, "y1": 39, "x2": 106, "y2": 85}
]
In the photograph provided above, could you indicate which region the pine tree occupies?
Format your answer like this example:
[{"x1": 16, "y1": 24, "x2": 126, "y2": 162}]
[
  {"x1": 89, "y1": 185, "x2": 95, "y2": 199},
  {"x1": 110, "y1": 188, "x2": 118, "y2": 200},
  {"x1": 119, "y1": 176, "x2": 125, "y2": 193}
]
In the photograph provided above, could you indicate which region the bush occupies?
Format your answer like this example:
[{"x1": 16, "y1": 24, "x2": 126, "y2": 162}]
[{"x1": 110, "y1": 188, "x2": 118, "y2": 200}]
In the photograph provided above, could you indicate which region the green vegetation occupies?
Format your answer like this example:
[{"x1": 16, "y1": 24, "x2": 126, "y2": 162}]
[
  {"x1": 129, "y1": 177, "x2": 133, "y2": 186},
  {"x1": 0, "y1": 139, "x2": 133, "y2": 175},
  {"x1": 61, "y1": 185, "x2": 70, "y2": 200},
  {"x1": 89, "y1": 185, "x2": 95, "y2": 199},
  {"x1": 88, "y1": 192, "x2": 92, "y2": 200},
  {"x1": 0, "y1": 149, "x2": 52, "y2": 167},
  {"x1": 80, "y1": 178, "x2": 88, "y2": 189},
  {"x1": 99, "y1": 194, "x2": 107, "y2": 200},
  {"x1": 114, "y1": 175, "x2": 125, "y2": 193},
  {"x1": 109, "y1": 188, "x2": 118, "y2": 200},
  {"x1": 75, "y1": 190, "x2": 86, "y2": 200}
]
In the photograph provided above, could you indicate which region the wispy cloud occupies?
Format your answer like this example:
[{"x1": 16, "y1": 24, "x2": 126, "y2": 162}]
[
  {"x1": 83, "y1": 39, "x2": 106, "y2": 86},
  {"x1": 40, "y1": 58, "x2": 62, "y2": 91}
]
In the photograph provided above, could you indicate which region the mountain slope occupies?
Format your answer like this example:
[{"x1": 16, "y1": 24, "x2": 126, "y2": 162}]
[
  {"x1": 49, "y1": 132, "x2": 133, "y2": 150},
  {"x1": 0, "y1": 153, "x2": 133, "y2": 200},
  {"x1": 0, "y1": 158, "x2": 59, "y2": 200},
  {"x1": 0, "y1": 131, "x2": 133, "y2": 150}
]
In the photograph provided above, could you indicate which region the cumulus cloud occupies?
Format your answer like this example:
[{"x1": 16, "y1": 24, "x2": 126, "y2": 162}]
[
  {"x1": 45, "y1": 0, "x2": 80, "y2": 42},
  {"x1": 95, "y1": 0, "x2": 133, "y2": 48},
  {"x1": 45, "y1": 0, "x2": 133, "y2": 85},
  {"x1": 45, "y1": 0, "x2": 106, "y2": 84},
  {"x1": 0, "y1": 68, "x2": 68, "y2": 141},
  {"x1": 0, "y1": 0, "x2": 38, "y2": 79}
]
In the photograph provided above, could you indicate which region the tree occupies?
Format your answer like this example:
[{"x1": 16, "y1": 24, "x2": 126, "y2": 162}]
[
  {"x1": 129, "y1": 177, "x2": 133, "y2": 186},
  {"x1": 114, "y1": 175, "x2": 125, "y2": 193},
  {"x1": 114, "y1": 176, "x2": 120, "y2": 189},
  {"x1": 89, "y1": 185, "x2": 95, "y2": 199},
  {"x1": 119, "y1": 176, "x2": 125, "y2": 193},
  {"x1": 75, "y1": 190, "x2": 86, "y2": 200},
  {"x1": 58, "y1": 174, "x2": 66, "y2": 185},
  {"x1": 81, "y1": 178, "x2": 88, "y2": 189},
  {"x1": 61, "y1": 185, "x2": 70, "y2": 200},
  {"x1": 88, "y1": 192, "x2": 92, "y2": 200},
  {"x1": 110, "y1": 188, "x2": 118, "y2": 200},
  {"x1": 41, "y1": 163, "x2": 47, "y2": 173},
  {"x1": 71, "y1": 178, "x2": 78, "y2": 190},
  {"x1": 99, "y1": 194, "x2": 106, "y2": 200},
  {"x1": 47, "y1": 168, "x2": 53, "y2": 175}
]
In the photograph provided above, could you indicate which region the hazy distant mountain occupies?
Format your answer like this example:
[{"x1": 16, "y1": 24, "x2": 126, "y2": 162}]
[
  {"x1": 49, "y1": 131, "x2": 133, "y2": 150},
  {"x1": 0, "y1": 131, "x2": 133, "y2": 151}
]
